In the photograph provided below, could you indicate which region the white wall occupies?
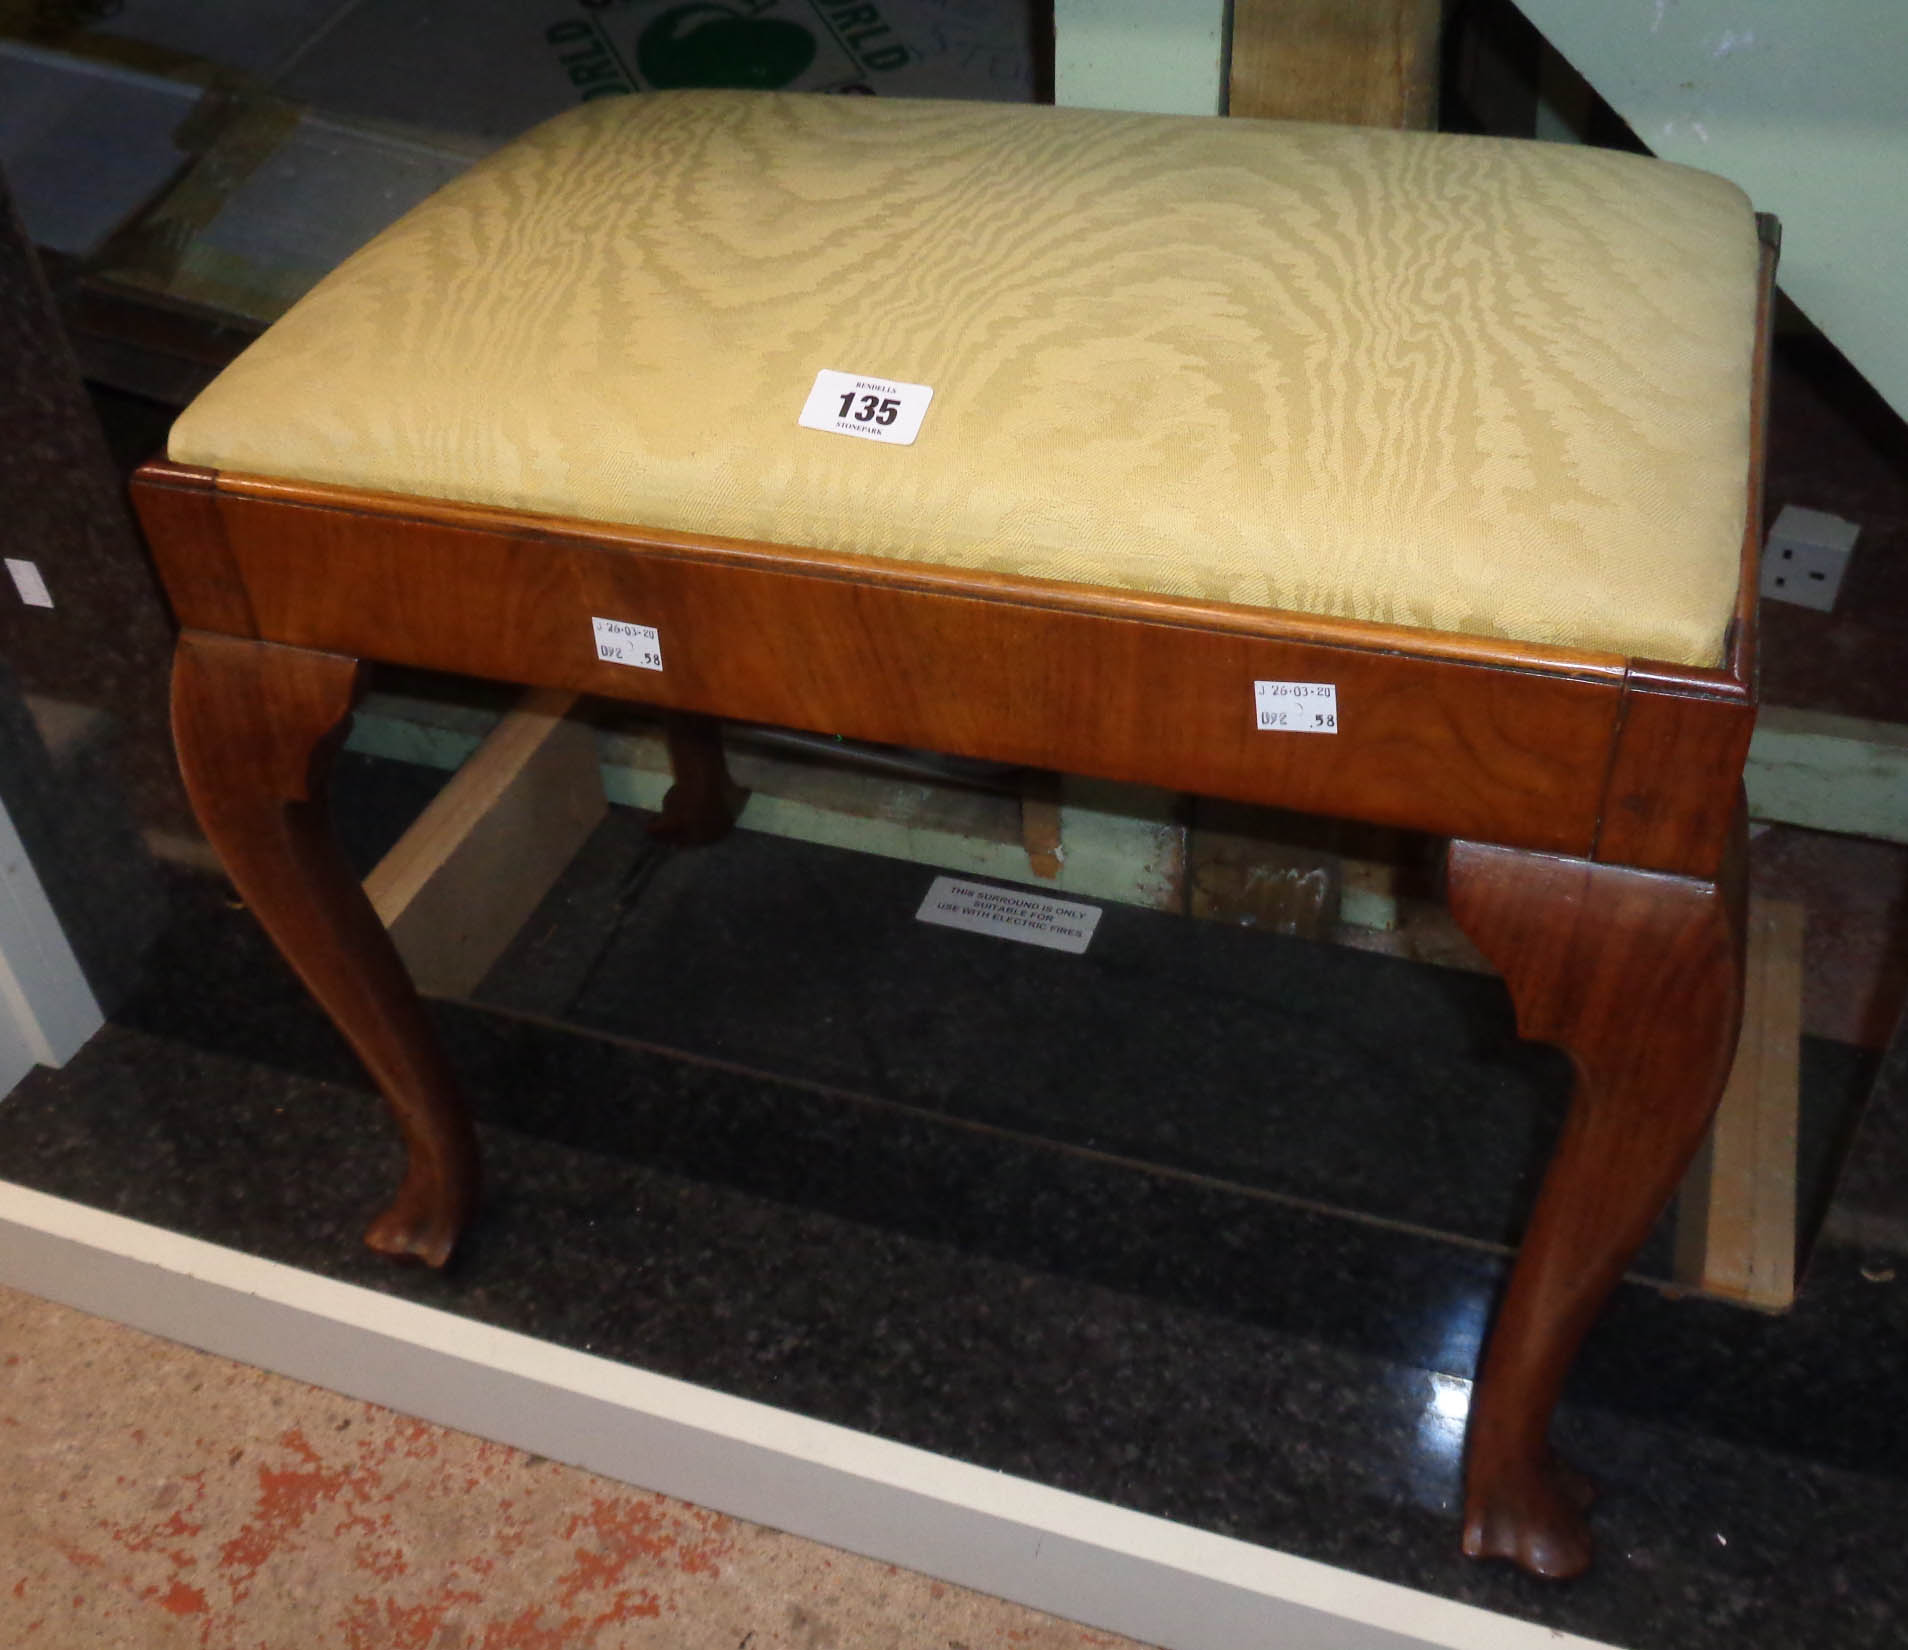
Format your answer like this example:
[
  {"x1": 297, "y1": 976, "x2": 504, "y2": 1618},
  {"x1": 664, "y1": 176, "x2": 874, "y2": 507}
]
[{"x1": 1521, "y1": 0, "x2": 1908, "y2": 422}]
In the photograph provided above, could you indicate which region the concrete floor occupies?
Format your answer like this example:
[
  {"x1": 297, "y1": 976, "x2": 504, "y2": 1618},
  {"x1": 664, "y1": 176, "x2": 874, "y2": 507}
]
[{"x1": 0, "y1": 1283, "x2": 1149, "y2": 1650}]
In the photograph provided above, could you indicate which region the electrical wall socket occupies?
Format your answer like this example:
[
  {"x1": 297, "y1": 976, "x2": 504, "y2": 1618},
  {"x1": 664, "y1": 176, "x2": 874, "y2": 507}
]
[{"x1": 1761, "y1": 504, "x2": 1859, "y2": 612}]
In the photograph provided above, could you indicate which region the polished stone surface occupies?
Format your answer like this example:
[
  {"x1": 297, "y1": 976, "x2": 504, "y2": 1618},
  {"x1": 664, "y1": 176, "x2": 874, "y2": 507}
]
[
  {"x1": 3, "y1": 837, "x2": 1904, "y2": 1649},
  {"x1": 469, "y1": 798, "x2": 1875, "y2": 1281},
  {"x1": 475, "y1": 804, "x2": 1579, "y2": 1252},
  {"x1": 0, "y1": 179, "x2": 187, "y2": 830},
  {"x1": 0, "y1": 667, "x2": 165, "y2": 1014}
]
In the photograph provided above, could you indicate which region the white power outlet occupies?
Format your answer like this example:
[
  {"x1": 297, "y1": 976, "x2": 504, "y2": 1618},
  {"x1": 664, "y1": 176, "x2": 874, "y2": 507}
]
[{"x1": 1761, "y1": 504, "x2": 1859, "y2": 613}]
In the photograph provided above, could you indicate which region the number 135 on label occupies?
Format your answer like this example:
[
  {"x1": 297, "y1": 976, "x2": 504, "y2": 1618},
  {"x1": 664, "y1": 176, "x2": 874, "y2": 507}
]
[
  {"x1": 799, "y1": 368, "x2": 933, "y2": 445},
  {"x1": 1254, "y1": 680, "x2": 1338, "y2": 734}
]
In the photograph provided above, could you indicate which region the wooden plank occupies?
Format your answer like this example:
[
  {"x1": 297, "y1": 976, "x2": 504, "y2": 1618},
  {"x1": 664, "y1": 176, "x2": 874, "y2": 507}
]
[
  {"x1": 1053, "y1": 0, "x2": 1230, "y2": 116},
  {"x1": 1020, "y1": 771, "x2": 1066, "y2": 879},
  {"x1": 1746, "y1": 705, "x2": 1908, "y2": 844},
  {"x1": 589, "y1": 721, "x2": 1191, "y2": 914},
  {"x1": 364, "y1": 688, "x2": 606, "y2": 999},
  {"x1": 1228, "y1": 0, "x2": 1443, "y2": 128},
  {"x1": 1673, "y1": 896, "x2": 1804, "y2": 1310},
  {"x1": 1190, "y1": 801, "x2": 1342, "y2": 939}
]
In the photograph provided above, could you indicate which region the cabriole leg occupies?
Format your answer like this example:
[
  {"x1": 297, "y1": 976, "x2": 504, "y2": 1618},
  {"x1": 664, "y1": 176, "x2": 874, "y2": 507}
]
[
  {"x1": 1446, "y1": 832, "x2": 1746, "y2": 1579},
  {"x1": 649, "y1": 709, "x2": 747, "y2": 844},
  {"x1": 172, "y1": 630, "x2": 479, "y2": 1266}
]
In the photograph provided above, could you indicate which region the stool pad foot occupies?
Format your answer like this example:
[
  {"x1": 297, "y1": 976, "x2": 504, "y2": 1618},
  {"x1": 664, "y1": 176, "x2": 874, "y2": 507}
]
[
  {"x1": 172, "y1": 631, "x2": 480, "y2": 1266},
  {"x1": 1447, "y1": 832, "x2": 1746, "y2": 1579}
]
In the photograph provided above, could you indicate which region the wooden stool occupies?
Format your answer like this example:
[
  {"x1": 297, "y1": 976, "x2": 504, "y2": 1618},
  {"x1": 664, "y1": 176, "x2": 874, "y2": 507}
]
[{"x1": 131, "y1": 91, "x2": 1774, "y2": 1581}]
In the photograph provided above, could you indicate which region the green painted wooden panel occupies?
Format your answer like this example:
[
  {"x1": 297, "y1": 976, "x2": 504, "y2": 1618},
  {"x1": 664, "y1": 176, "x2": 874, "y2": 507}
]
[{"x1": 1746, "y1": 707, "x2": 1908, "y2": 844}]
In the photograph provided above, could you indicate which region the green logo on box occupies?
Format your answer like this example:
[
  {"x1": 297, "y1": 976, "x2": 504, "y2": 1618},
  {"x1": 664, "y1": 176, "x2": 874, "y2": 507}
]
[{"x1": 637, "y1": 3, "x2": 818, "y2": 89}]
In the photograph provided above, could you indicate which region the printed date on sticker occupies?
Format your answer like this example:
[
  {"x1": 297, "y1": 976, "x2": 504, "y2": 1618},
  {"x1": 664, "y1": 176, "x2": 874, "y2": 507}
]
[
  {"x1": 593, "y1": 617, "x2": 662, "y2": 671},
  {"x1": 799, "y1": 369, "x2": 933, "y2": 445},
  {"x1": 1254, "y1": 680, "x2": 1338, "y2": 734}
]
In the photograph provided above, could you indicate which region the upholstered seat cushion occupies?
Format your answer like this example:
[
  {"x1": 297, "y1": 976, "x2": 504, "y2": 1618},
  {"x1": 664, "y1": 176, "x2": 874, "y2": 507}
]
[{"x1": 169, "y1": 91, "x2": 1761, "y2": 666}]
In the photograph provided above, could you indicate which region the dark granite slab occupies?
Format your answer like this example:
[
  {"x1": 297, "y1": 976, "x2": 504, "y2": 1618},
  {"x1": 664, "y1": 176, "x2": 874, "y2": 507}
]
[
  {"x1": 0, "y1": 666, "x2": 166, "y2": 1014},
  {"x1": 0, "y1": 175, "x2": 187, "y2": 830},
  {"x1": 473, "y1": 805, "x2": 1577, "y2": 1250},
  {"x1": 467, "y1": 799, "x2": 1874, "y2": 1282}
]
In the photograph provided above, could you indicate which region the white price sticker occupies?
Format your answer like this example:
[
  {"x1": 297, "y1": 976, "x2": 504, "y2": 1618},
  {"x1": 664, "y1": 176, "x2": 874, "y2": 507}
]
[
  {"x1": 1254, "y1": 680, "x2": 1338, "y2": 734},
  {"x1": 593, "y1": 617, "x2": 662, "y2": 671},
  {"x1": 799, "y1": 369, "x2": 934, "y2": 445}
]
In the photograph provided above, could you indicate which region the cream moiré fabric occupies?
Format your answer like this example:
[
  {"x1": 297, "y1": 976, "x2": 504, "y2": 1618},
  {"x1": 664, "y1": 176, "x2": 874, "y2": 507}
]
[{"x1": 170, "y1": 91, "x2": 1761, "y2": 665}]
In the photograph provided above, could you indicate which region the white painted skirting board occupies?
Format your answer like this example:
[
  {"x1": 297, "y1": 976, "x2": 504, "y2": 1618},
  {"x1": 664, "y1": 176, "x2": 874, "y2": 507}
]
[{"x1": 0, "y1": 1183, "x2": 1621, "y2": 1650}]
